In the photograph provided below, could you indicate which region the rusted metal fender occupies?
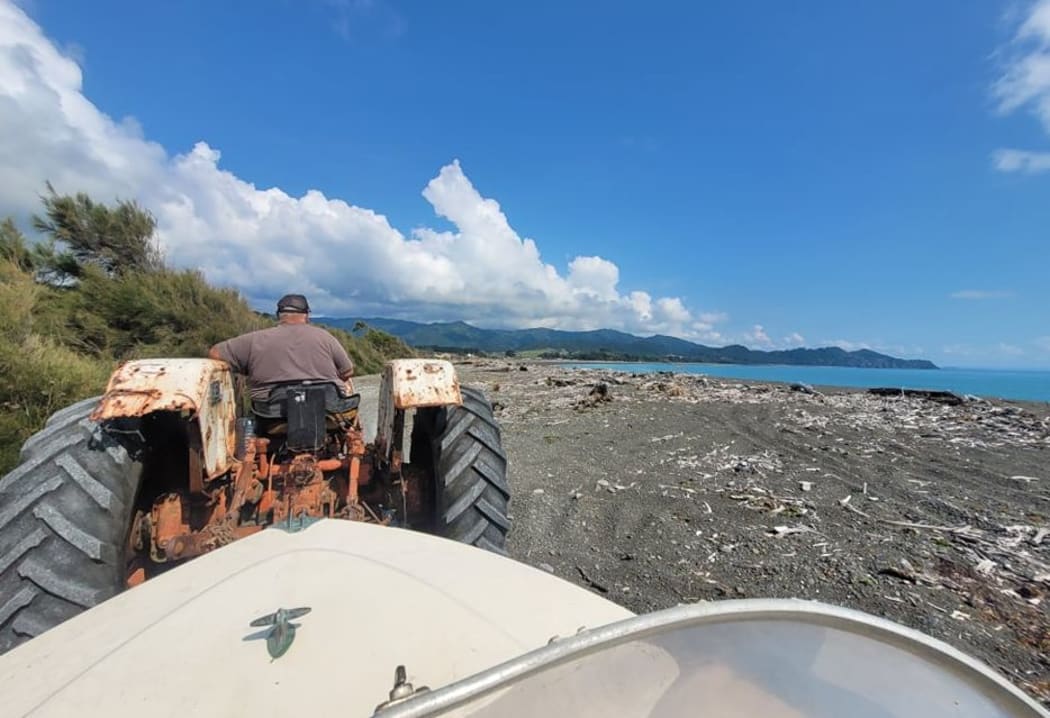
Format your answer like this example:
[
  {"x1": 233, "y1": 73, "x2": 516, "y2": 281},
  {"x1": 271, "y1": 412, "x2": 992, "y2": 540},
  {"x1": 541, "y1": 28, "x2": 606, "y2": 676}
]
[
  {"x1": 91, "y1": 358, "x2": 238, "y2": 479},
  {"x1": 383, "y1": 359, "x2": 462, "y2": 410},
  {"x1": 376, "y1": 359, "x2": 461, "y2": 458}
]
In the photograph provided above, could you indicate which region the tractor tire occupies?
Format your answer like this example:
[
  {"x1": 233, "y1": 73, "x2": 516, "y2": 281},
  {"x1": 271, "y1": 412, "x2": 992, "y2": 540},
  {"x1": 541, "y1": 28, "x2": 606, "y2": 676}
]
[
  {"x1": 0, "y1": 398, "x2": 141, "y2": 655},
  {"x1": 428, "y1": 386, "x2": 510, "y2": 555}
]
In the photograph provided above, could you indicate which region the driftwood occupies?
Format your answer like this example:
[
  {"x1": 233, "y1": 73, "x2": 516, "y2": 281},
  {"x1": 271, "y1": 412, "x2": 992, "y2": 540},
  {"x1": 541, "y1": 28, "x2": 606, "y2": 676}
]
[{"x1": 867, "y1": 387, "x2": 965, "y2": 406}]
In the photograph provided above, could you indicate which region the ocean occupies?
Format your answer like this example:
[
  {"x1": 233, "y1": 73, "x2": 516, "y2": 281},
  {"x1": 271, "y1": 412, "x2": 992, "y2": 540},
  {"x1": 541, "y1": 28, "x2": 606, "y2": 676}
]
[{"x1": 562, "y1": 362, "x2": 1050, "y2": 403}]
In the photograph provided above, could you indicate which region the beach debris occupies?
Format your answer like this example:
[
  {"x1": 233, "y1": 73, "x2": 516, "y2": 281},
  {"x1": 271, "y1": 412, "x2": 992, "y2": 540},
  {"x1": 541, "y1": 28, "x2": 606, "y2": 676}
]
[
  {"x1": 474, "y1": 363, "x2": 1050, "y2": 705},
  {"x1": 574, "y1": 383, "x2": 612, "y2": 410},
  {"x1": 769, "y1": 525, "x2": 815, "y2": 538},
  {"x1": 867, "y1": 387, "x2": 965, "y2": 406},
  {"x1": 595, "y1": 479, "x2": 633, "y2": 494},
  {"x1": 575, "y1": 565, "x2": 610, "y2": 593},
  {"x1": 975, "y1": 559, "x2": 996, "y2": 576}
]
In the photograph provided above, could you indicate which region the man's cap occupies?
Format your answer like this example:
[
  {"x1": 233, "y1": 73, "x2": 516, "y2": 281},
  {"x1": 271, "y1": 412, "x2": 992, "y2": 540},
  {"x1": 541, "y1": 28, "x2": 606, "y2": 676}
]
[{"x1": 276, "y1": 294, "x2": 310, "y2": 314}]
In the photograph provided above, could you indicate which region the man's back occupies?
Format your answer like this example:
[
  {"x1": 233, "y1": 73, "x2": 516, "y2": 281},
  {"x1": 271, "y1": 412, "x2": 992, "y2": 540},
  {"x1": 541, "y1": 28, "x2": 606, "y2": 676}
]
[{"x1": 213, "y1": 323, "x2": 353, "y2": 399}]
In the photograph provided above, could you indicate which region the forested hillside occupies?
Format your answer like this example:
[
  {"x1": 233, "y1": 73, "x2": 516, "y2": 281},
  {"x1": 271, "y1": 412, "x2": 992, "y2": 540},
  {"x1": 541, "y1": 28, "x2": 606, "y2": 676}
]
[{"x1": 323, "y1": 317, "x2": 937, "y2": 369}]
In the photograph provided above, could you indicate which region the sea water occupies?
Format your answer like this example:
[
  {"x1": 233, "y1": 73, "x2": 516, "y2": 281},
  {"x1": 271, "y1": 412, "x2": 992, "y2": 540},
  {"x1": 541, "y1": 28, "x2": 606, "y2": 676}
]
[{"x1": 562, "y1": 362, "x2": 1050, "y2": 403}]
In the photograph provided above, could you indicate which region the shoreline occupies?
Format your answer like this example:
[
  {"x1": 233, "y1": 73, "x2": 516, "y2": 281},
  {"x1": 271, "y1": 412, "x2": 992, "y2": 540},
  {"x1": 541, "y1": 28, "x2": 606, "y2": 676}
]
[{"x1": 546, "y1": 359, "x2": 1050, "y2": 405}]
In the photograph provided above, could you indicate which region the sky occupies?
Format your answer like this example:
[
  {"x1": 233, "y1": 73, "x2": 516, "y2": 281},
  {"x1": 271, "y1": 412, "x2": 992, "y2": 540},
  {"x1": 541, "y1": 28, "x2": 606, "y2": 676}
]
[{"x1": 0, "y1": 0, "x2": 1048, "y2": 368}]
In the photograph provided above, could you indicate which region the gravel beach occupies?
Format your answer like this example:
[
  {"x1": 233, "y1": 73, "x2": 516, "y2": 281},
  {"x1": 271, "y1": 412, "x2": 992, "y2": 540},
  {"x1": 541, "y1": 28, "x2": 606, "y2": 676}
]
[{"x1": 450, "y1": 359, "x2": 1050, "y2": 706}]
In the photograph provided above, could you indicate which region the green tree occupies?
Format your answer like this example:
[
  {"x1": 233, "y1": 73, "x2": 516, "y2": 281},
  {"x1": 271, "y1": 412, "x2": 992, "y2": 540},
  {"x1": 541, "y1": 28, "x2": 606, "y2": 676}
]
[{"x1": 32, "y1": 182, "x2": 162, "y2": 277}]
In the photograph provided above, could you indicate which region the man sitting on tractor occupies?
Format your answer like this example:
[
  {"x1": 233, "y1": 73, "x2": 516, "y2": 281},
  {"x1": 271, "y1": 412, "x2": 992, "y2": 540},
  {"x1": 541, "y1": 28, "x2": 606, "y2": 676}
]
[{"x1": 208, "y1": 293, "x2": 355, "y2": 401}]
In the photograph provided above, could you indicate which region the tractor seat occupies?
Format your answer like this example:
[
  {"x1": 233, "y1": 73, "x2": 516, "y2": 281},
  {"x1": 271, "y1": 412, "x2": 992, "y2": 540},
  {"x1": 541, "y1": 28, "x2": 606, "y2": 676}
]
[
  {"x1": 251, "y1": 381, "x2": 360, "y2": 419},
  {"x1": 251, "y1": 382, "x2": 360, "y2": 452}
]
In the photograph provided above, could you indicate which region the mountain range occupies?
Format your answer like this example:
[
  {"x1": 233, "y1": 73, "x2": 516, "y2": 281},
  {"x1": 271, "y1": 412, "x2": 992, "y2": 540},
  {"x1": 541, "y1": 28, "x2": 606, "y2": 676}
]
[{"x1": 319, "y1": 318, "x2": 938, "y2": 370}]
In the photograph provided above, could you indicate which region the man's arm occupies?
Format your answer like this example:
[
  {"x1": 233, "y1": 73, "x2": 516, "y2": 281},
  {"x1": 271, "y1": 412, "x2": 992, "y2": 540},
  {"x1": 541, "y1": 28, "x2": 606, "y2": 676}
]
[
  {"x1": 209, "y1": 335, "x2": 251, "y2": 374},
  {"x1": 329, "y1": 335, "x2": 355, "y2": 380}
]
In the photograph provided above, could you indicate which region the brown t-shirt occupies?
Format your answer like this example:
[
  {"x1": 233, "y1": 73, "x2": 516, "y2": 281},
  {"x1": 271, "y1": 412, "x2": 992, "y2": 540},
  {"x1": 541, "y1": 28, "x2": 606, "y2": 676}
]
[{"x1": 214, "y1": 323, "x2": 354, "y2": 399}]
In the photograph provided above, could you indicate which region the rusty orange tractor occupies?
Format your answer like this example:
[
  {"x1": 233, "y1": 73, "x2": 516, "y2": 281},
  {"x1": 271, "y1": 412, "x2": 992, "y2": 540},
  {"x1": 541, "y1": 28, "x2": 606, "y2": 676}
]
[{"x1": 0, "y1": 358, "x2": 509, "y2": 654}]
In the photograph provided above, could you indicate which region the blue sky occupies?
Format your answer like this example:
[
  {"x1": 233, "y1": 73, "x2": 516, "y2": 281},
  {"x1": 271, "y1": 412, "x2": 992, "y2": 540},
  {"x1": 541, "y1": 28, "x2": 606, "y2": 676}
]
[{"x1": 3, "y1": 0, "x2": 1050, "y2": 367}]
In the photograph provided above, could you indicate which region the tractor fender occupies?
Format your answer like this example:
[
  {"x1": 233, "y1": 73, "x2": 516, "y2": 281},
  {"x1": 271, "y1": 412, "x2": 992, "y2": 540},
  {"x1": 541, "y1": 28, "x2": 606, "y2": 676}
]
[
  {"x1": 376, "y1": 359, "x2": 461, "y2": 458},
  {"x1": 91, "y1": 358, "x2": 238, "y2": 478}
]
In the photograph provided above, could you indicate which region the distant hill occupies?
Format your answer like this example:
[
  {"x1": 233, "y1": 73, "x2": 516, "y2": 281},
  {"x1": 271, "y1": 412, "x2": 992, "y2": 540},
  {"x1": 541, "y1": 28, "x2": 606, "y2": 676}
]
[{"x1": 319, "y1": 318, "x2": 938, "y2": 370}]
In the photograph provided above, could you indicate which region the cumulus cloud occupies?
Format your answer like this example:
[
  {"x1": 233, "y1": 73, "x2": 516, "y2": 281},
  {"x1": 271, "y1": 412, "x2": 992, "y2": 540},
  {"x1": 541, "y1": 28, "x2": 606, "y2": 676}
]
[
  {"x1": 949, "y1": 289, "x2": 1015, "y2": 300},
  {"x1": 783, "y1": 332, "x2": 806, "y2": 347},
  {"x1": 743, "y1": 324, "x2": 772, "y2": 347},
  {"x1": 822, "y1": 339, "x2": 930, "y2": 358},
  {"x1": 994, "y1": 0, "x2": 1050, "y2": 129},
  {"x1": 0, "y1": 1, "x2": 712, "y2": 337},
  {"x1": 992, "y1": 148, "x2": 1050, "y2": 173},
  {"x1": 684, "y1": 311, "x2": 729, "y2": 344},
  {"x1": 823, "y1": 339, "x2": 873, "y2": 352},
  {"x1": 992, "y1": 1, "x2": 1050, "y2": 167}
]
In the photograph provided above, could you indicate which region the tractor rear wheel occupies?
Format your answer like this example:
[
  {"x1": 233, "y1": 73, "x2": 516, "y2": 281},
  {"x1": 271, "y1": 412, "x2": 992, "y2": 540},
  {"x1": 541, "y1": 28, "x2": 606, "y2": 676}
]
[
  {"x1": 0, "y1": 399, "x2": 141, "y2": 655},
  {"x1": 417, "y1": 386, "x2": 510, "y2": 554}
]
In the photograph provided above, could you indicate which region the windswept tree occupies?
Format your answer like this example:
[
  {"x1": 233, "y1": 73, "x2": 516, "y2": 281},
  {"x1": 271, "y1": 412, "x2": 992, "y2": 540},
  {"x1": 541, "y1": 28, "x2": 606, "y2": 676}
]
[{"x1": 32, "y1": 182, "x2": 163, "y2": 277}]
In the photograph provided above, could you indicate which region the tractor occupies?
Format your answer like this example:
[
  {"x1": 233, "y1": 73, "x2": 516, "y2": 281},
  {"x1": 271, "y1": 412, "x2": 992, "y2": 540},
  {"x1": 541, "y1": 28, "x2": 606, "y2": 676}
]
[{"x1": 0, "y1": 357, "x2": 509, "y2": 654}]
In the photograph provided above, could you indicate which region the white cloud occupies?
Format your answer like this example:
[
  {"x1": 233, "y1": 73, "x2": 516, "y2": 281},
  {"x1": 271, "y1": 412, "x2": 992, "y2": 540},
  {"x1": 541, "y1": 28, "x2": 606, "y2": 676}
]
[
  {"x1": 992, "y1": 1, "x2": 1050, "y2": 169},
  {"x1": 686, "y1": 311, "x2": 728, "y2": 344},
  {"x1": 0, "y1": 1, "x2": 717, "y2": 338},
  {"x1": 949, "y1": 289, "x2": 1015, "y2": 300},
  {"x1": 997, "y1": 342, "x2": 1025, "y2": 357},
  {"x1": 992, "y1": 148, "x2": 1050, "y2": 172},
  {"x1": 823, "y1": 339, "x2": 873, "y2": 352},
  {"x1": 993, "y1": 0, "x2": 1050, "y2": 130},
  {"x1": 744, "y1": 324, "x2": 772, "y2": 347},
  {"x1": 690, "y1": 327, "x2": 723, "y2": 343},
  {"x1": 567, "y1": 256, "x2": 620, "y2": 301},
  {"x1": 655, "y1": 297, "x2": 690, "y2": 324},
  {"x1": 783, "y1": 332, "x2": 806, "y2": 347},
  {"x1": 627, "y1": 291, "x2": 652, "y2": 321}
]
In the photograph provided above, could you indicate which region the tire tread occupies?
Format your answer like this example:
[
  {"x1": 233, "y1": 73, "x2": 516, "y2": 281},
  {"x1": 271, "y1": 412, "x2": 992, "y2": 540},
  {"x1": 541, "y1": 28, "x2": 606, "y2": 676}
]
[
  {"x1": 0, "y1": 406, "x2": 140, "y2": 655},
  {"x1": 430, "y1": 386, "x2": 510, "y2": 554}
]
